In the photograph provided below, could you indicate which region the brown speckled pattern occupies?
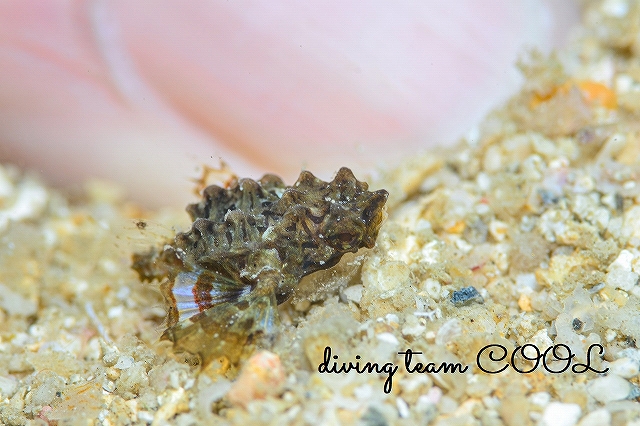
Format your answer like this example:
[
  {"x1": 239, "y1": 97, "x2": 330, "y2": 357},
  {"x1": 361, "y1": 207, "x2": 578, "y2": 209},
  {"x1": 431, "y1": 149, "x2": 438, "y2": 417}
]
[{"x1": 132, "y1": 167, "x2": 388, "y2": 364}]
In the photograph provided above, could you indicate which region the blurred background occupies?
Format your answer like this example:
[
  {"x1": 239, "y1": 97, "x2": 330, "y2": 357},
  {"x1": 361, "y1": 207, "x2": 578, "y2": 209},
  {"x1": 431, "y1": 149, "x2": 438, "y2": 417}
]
[{"x1": 0, "y1": 1, "x2": 580, "y2": 207}]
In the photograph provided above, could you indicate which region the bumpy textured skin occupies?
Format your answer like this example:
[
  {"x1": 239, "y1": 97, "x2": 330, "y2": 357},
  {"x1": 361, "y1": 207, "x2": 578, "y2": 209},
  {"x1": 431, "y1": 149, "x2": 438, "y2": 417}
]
[{"x1": 132, "y1": 167, "x2": 388, "y2": 365}]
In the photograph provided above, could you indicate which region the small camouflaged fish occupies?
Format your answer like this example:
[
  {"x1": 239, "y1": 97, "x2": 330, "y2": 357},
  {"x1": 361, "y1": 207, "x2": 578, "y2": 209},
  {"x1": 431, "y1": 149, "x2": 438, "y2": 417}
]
[{"x1": 132, "y1": 167, "x2": 388, "y2": 365}]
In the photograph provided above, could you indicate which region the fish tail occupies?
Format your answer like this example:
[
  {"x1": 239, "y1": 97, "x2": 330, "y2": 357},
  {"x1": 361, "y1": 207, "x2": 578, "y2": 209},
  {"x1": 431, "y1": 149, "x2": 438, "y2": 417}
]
[{"x1": 161, "y1": 288, "x2": 278, "y2": 365}]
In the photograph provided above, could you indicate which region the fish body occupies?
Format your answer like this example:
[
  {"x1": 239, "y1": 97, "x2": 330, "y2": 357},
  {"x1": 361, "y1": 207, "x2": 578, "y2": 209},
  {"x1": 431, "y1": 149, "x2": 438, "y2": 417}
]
[{"x1": 132, "y1": 167, "x2": 388, "y2": 365}]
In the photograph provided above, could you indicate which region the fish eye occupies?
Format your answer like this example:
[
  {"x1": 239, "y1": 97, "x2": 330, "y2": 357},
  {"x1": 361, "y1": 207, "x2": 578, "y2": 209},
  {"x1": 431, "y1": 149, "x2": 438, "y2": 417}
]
[{"x1": 327, "y1": 232, "x2": 357, "y2": 249}]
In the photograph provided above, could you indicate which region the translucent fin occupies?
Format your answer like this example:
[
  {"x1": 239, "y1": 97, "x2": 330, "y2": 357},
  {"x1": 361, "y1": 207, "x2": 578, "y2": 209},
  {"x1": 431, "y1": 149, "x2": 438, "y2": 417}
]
[
  {"x1": 119, "y1": 218, "x2": 183, "y2": 256},
  {"x1": 168, "y1": 270, "x2": 252, "y2": 324},
  {"x1": 160, "y1": 288, "x2": 278, "y2": 365}
]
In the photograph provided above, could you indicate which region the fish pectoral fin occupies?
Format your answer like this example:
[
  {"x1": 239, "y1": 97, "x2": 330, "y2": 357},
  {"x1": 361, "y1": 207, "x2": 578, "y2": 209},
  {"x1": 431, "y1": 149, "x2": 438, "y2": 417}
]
[{"x1": 161, "y1": 289, "x2": 278, "y2": 365}]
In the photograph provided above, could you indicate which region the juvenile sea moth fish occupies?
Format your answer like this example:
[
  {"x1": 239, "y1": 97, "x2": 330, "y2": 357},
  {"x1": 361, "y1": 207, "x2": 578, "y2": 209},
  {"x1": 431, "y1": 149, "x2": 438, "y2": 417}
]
[{"x1": 132, "y1": 167, "x2": 388, "y2": 365}]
